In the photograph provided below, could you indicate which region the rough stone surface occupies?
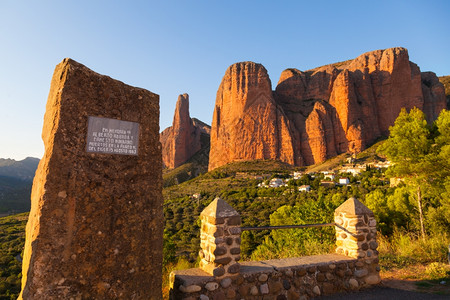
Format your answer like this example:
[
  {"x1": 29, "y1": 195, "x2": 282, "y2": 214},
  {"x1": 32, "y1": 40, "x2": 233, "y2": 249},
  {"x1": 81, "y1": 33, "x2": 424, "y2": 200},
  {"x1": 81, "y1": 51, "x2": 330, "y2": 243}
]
[
  {"x1": 205, "y1": 282, "x2": 219, "y2": 291},
  {"x1": 349, "y1": 278, "x2": 359, "y2": 289},
  {"x1": 209, "y1": 48, "x2": 446, "y2": 170},
  {"x1": 365, "y1": 274, "x2": 381, "y2": 285},
  {"x1": 19, "y1": 59, "x2": 163, "y2": 299},
  {"x1": 220, "y1": 278, "x2": 232, "y2": 288},
  {"x1": 258, "y1": 273, "x2": 269, "y2": 282},
  {"x1": 160, "y1": 93, "x2": 210, "y2": 169},
  {"x1": 180, "y1": 285, "x2": 202, "y2": 293},
  {"x1": 260, "y1": 283, "x2": 269, "y2": 294},
  {"x1": 250, "y1": 285, "x2": 259, "y2": 295},
  {"x1": 313, "y1": 286, "x2": 321, "y2": 295},
  {"x1": 209, "y1": 62, "x2": 295, "y2": 170}
]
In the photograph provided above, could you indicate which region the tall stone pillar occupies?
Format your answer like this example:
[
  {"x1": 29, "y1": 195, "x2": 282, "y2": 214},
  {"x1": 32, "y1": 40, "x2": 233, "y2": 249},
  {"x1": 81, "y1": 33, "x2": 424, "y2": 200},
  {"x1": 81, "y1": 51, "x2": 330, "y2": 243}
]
[
  {"x1": 19, "y1": 59, "x2": 163, "y2": 299},
  {"x1": 199, "y1": 198, "x2": 241, "y2": 277}
]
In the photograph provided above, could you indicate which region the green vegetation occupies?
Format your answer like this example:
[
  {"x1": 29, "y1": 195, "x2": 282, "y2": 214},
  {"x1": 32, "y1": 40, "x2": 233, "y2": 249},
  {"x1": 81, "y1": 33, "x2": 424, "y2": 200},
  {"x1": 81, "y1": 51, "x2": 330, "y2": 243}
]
[
  {"x1": 378, "y1": 229, "x2": 450, "y2": 269},
  {"x1": 2, "y1": 108, "x2": 450, "y2": 298},
  {"x1": 378, "y1": 108, "x2": 450, "y2": 238},
  {"x1": 0, "y1": 213, "x2": 27, "y2": 299}
]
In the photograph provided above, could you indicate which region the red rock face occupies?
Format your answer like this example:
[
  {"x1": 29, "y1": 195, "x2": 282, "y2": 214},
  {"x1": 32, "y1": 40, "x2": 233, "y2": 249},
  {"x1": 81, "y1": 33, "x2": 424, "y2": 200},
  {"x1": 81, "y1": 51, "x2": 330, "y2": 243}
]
[
  {"x1": 209, "y1": 62, "x2": 294, "y2": 171},
  {"x1": 209, "y1": 48, "x2": 446, "y2": 170},
  {"x1": 160, "y1": 94, "x2": 207, "y2": 169}
]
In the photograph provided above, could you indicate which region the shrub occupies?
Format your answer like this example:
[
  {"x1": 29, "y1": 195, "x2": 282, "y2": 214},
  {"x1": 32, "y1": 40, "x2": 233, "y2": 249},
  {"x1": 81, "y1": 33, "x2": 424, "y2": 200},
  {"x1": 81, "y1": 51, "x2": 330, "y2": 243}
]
[{"x1": 425, "y1": 262, "x2": 450, "y2": 280}]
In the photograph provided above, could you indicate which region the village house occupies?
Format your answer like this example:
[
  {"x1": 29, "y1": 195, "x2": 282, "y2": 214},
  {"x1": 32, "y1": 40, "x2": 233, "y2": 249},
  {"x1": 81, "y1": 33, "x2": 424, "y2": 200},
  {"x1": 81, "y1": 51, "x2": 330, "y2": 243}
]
[
  {"x1": 390, "y1": 177, "x2": 403, "y2": 187},
  {"x1": 320, "y1": 180, "x2": 336, "y2": 187},
  {"x1": 191, "y1": 193, "x2": 202, "y2": 200},
  {"x1": 339, "y1": 164, "x2": 365, "y2": 175},
  {"x1": 339, "y1": 178, "x2": 350, "y2": 185},
  {"x1": 324, "y1": 173, "x2": 335, "y2": 180},
  {"x1": 269, "y1": 178, "x2": 285, "y2": 188},
  {"x1": 298, "y1": 185, "x2": 311, "y2": 192},
  {"x1": 292, "y1": 171, "x2": 303, "y2": 179}
]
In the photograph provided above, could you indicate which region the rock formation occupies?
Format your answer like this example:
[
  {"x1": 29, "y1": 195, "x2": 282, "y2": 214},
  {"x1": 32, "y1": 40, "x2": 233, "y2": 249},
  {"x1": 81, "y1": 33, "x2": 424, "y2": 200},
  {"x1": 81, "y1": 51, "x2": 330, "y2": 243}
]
[
  {"x1": 19, "y1": 58, "x2": 163, "y2": 299},
  {"x1": 209, "y1": 48, "x2": 446, "y2": 170},
  {"x1": 160, "y1": 94, "x2": 210, "y2": 169},
  {"x1": 209, "y1": 62, "x2": 295, "y2": 170},
  {"x1": 438, "y1": 75, "x2": 450, "y2": 108}
]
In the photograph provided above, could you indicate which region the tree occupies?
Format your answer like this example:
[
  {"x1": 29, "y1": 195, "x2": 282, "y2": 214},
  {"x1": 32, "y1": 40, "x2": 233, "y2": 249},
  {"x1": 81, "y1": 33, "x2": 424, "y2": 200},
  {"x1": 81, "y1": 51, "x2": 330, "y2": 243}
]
[
  {"x1": 379, "y1": 107, "x2": 450, "y2": 239},
  {"x1": 379, "y1": 107, "x2": 430, "y2": 238}
]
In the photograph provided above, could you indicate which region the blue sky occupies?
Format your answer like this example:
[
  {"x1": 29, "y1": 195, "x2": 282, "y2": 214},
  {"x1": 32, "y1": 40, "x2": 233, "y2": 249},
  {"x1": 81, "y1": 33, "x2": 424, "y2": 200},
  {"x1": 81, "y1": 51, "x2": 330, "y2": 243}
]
[{"x1": 1, "y1": 0, "x2": 449, "y2": 160}]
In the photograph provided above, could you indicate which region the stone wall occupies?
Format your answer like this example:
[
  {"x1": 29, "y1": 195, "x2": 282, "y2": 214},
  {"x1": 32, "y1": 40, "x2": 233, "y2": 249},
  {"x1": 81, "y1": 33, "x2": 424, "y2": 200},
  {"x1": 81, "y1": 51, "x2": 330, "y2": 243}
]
[{"x1": 170, "y1": 197, "x2": 380, "y2": 300}]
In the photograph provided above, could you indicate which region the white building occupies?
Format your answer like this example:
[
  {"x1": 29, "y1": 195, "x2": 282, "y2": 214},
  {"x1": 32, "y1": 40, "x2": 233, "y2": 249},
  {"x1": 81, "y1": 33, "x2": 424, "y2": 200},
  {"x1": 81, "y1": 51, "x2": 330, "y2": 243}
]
[
  {"x1": 269, "y1": 178, "x2": 285, "y2": 188},
  {"x1": 339, "y1": 178, "x2": 350, "y2": 185},
  {"x1": 293, "y1": 171, "x2": 303, "y2": 179},
  {"x1": 324, "y1": 173, "x2": 335, "y2": 180},
  {"x1": 192, "y1": 193, "x2": 202, "y2": 199},
  {"x1": 298, "y1": 185, "x2": 311, "y2": 192}
]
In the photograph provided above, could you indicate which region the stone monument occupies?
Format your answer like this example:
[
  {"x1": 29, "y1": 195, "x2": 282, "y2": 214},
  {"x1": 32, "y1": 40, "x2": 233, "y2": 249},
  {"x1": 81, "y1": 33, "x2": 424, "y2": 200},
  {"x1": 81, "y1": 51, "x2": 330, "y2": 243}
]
[{"x1": 19, "y1": 58, "x2": 163, "y2": 299}]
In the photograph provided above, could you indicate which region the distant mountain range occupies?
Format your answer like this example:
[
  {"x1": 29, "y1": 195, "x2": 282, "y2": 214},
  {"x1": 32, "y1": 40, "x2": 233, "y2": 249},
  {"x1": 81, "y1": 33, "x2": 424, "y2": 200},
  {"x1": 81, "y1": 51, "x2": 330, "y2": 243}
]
[
  {"x1": 0, "y1": 157, "x2": 39, "y2": 214},
  {"x1": 0, "y1": 157, "x2": 39, "y2": 181}
]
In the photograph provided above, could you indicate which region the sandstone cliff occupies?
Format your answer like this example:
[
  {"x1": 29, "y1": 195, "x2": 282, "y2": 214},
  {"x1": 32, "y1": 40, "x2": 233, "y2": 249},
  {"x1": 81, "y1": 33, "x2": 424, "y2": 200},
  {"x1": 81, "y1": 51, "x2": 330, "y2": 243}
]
[
  {"x1": 160, "y1": 94, "x2": 210, "y2": 169},
  {"x1": 438, "y1": 75, "x2": 450, "y2": 108},
  {"x1": 209, "y1": 62, "x2": 295, "y2": 171},
  {"x1": 209, "y1": 48, "x2": 446, "y2": 170}
]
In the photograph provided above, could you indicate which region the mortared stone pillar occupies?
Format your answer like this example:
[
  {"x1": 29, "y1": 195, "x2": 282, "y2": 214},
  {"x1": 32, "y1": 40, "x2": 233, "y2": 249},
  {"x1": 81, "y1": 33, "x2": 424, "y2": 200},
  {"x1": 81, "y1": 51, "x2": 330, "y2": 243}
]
[
  {"x1": 199, "y1": 198, "x2": 241, "y2": 277},
  {"x1": 19, "y1": 58, "x2": 163, "y2": 299}
]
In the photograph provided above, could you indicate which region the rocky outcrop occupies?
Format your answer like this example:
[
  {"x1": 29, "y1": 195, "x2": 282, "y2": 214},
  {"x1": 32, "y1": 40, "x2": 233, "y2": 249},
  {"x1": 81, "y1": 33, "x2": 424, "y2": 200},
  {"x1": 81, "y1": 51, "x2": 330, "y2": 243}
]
[
  {"x1": 438, "y1": 75, "x2": 450, "y2": 109},
  {"x1": 209, "y1": 48, "x2": 446, "y2": 170},
  {"x1": 209, "y1": 62, "x2": 295, "y2": 171},
  {"x1": 160, "y1": 94, "x2": 210, "y2": 169}
]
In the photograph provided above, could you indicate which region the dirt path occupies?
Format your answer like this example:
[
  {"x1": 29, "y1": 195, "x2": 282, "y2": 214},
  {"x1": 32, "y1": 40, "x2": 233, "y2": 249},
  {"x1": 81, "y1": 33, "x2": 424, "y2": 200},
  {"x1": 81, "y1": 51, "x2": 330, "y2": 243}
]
[{"x1": 381, "y1": 264, "x2": 450, "y2": 295}]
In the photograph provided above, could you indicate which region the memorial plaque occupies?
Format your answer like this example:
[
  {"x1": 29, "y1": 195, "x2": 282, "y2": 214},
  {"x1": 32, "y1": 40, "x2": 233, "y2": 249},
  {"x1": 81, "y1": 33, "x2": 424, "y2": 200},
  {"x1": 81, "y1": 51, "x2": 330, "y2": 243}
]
[{"x1": 86, "y1": 116, "x2": 139, "y2": 155}]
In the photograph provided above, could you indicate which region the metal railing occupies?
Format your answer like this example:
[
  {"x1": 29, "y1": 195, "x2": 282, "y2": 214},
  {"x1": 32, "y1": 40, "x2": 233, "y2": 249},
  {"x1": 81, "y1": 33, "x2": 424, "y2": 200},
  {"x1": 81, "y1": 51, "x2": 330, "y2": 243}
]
[{"x1": 241, "y1": 222, "x2": 336, "y2": 231}]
